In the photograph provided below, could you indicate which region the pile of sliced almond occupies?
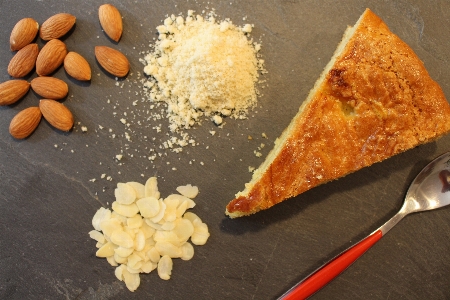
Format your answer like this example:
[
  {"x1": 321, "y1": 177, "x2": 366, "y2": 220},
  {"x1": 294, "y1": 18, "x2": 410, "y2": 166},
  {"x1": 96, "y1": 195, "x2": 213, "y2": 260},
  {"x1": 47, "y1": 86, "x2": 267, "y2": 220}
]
[
  {"x1": 89, "y1": 177, "x2": 210, "y2": 292},
  {"x1": 1, "y1": 4, "x2": 130, "y2": 139}
]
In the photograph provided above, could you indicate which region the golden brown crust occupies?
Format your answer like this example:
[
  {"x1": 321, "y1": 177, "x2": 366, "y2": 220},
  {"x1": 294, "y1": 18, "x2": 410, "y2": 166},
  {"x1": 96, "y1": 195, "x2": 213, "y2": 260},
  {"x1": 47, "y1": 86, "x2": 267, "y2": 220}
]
[{"x1": 226, "y1": 9, "x2": 450, "y2": 217}]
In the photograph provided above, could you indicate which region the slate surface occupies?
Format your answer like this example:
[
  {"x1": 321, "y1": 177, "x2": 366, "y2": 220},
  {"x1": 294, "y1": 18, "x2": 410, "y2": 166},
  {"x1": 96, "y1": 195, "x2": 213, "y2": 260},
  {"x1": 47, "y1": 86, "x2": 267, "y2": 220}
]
[{"x1": 1, "y1": 0, "x2": 450, "y2": 299}]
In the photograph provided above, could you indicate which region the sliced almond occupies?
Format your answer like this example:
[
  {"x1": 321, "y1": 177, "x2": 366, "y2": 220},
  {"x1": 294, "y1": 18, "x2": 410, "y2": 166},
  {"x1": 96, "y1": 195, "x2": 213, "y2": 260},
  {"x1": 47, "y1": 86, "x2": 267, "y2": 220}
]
[
  {"x1": 36, "y1": 39, "x2": 67, "y2": 76},
  {"x1": 134, "y1": 231, "x2": 146, "y2": 251},
  {"x1": 96, "y1": 241, "x2": 115, "y2": 257},
  {"x1": 140, "y1": 261, "x2": 156, "y2": 273},
  {"x1": 40, "y1": 13, "x2": 76, "y2": 40},
  {"x1": 145, "y1": 219, "x2": 163, "y2": 231},
  {"x1": 8, "y1": 43, "x2": 39, "y2": 78},
  {"x1": 99, "y1": 4, "x2": 123, "y2": 42},
  {"x1": 64, "y1": 51, "x2": 91, "y2": 81},
  {"x1": 114, "y1": 246, "x2": 134, "y2": 258},
  {"x1": 114, "y1": 253, "x2": 127, "y2": 264},
  {"x1": 9, "y1": 107, "x2": 42, "y2": 139},
  {"x1": 10, "y1": 18, "x2": 39, "y2": 51},
  {"x1": 39, "y1": 99, "x2": 74, "y2": 131},
  {"x1": 140, "y1": 223, "x2": 156, "y2": 240},
  {"x1": 176, "y1": 201, "x2": 189, "y2": 218},
  {"x1": 149, "y1": 200, "x2": 166, "y2": 223},
  {"x1": 111, "y1": 211, "x2": 127, "y2": 225},
  {"x1": 99, "y1": 218, "x2": 122, "y2": 238},
  {"x1": 31, "y1": 77, "x2": 68, "y2": 100},
  {"x1": 172, "y1": 218, "x2": 194, "y2": 244},
  {"x1": 176, "y1": 184, "x2": 199, "y2": 199},
  {"x1": 157, "y1": 255, "x2": 173, "y2": 280},
  {"x1": 95, "y1": 46, "x2": 129, "y2": 77},
  {"x1": 122, "y1": 268, "x2": 140, "y2": 292},
  {"x1": 126, "y1": 182, "x2": 145, "y2": 199},
  {"x1": 127, "y1": 263, "x2": 142, "y2": 274},
  {"x1": 126, "y1": 215, "x2": 143, "y2": 229},
  {"x1": 106, "y1": 256, "x2": 118, "y2": 267},
  {"x1": 155, "y1": 241, "x2": 181, "y2": 258},
  {"x1": 144, "y1": 177, "x2": 160, "y2": 199},
  {"x1": 110, "y1": 229, "x2": 134, "y2": 248},
  {"x1": 136, "y1": 197, "x2": 160, "y2": 218},
  {"x1": 154, "y1": 231, "x2": 182, "y2": 247},
  {"x1": 88, "y1": 230, "x2": 106, "y2": 244},
  {"x1": 112, "y1": 201, "x2": 139, "y2": 218},
  {"x1": 161, "y1": 221, "x2": 176, "y2": 231},
  {"x1": 124, "y1": 226, "x2": 136, "y2": 240},
  {"x1": 92, "y1": 207, "x2": 111, "y2": 231},
  {"x1": 180, "y1": 242, "x2": 194, "y2": 261},
  {"x1": 191, "y1": 222, "x2": 210, "y2": 246},
  {"x1": 0, "y1": 80, "x2": 30, "y2": 106},
  {"x1": 146, "y1": 247, "x2": 160, "y2": 263},
  {"x1": 163, "y1": 196, "x2": 180, "y2": 222},
  {"x1": 115, "y1": 182, "x2": 137, "y2": 205},
  {"x1": 183, "y1": 212, "x2": 202, "y2": 226},
  {"x1": 115, "y1": 264, "x2": 126, "y2": 281}
]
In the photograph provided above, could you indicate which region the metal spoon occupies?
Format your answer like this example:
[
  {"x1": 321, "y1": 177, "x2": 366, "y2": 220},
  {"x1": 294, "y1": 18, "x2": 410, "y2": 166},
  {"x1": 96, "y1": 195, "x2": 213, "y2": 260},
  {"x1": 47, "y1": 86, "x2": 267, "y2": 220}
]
[{"x1": 279, "y1": 151, "x2": 450, "y2": 300}]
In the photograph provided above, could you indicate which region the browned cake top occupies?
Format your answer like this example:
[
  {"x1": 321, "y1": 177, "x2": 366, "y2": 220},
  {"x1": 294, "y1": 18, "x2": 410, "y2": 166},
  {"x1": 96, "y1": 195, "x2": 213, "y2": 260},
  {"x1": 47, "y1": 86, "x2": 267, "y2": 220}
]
[{"x1": 226, "y1": 9, "x2": 450, "y2": 217}]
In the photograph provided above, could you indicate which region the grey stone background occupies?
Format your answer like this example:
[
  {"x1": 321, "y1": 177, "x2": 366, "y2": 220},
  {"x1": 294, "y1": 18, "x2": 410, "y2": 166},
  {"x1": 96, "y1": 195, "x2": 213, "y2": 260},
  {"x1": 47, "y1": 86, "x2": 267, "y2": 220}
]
[{"x1": 1, "y1": 0, "x2": 449, "y2": 299}]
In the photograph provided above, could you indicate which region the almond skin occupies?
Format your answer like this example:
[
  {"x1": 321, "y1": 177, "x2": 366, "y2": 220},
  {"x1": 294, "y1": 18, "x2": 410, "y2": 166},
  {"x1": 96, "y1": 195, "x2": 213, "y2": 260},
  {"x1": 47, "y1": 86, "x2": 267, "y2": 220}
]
[
  {"x1": 10, "y1": 18, "x2": 39, "y2": 51},
  {"x1": 64, "y1": 52, "x2": 91, "y2": 81},
  {"x1": 31, "y1": 77, "x2": 68, "y2": 100},
  {"x1": 9, "y1": 107, "x2": 42, "y2": 139},
  {"x1": 99, "y1": 4, "x2": 123, "y2": 42},
  {"x1": 40, "y1": 13, "x2": 76, "y2": 41},
  {"x1": 39, "y1": 99, "x2": 73, "y2": 131},
  {"x1": 95, "y1": 46, "x2": 129, "y2": 77},
  {"x1": 0, "y1": 80, "x2": 30, "y2": 106},
  {"x1": 36, "y1": 39, "x2": 67, "y2": 76},
  {"x1": 8, "y1": 43, "x2": 39, "y2": 78}
]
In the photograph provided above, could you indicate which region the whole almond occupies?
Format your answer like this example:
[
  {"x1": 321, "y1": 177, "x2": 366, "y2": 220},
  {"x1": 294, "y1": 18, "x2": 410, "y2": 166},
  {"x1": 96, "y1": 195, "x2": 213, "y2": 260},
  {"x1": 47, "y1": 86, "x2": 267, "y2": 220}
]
[
  {"x1": 64, "y1": 52, "x2": 91, "y2": 81},
  {"x1": 40, "y1": 13, "x2": 76, "y2": 41},
  {"x1": 36, "y1": 39, "x2": 67, "y2": 76},
  {"x1": 9, "y1": 107, "x2": 42, "y2": 139},
  {"x1": 95, "y1": 46, "x2": 129, "y2": 77},
  {"x1": 31, "y1": 77, "x2": 68, "y2": 100},
  {"x1": 39, "y1": 99, "x2": 73, "y2": 131},
  {"x1": 10, "y1": 18, "x2": 39, "y2": 51},
  {"x1": 0, "y1": 80, "x2": 30, "y2": 106},
  {"x1": 8, "y1": 43, "x2": 39, "y2": 78},
  {"x1": 99, "y1": 4, "x2": 123, "y2": 42}
]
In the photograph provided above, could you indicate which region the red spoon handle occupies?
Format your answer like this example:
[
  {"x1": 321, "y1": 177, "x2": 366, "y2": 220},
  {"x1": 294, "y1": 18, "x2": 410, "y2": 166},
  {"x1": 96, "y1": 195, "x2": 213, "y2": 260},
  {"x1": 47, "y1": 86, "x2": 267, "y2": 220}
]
[{"x1": 282, "y1": 230, "x2": 383, "y2": 300}]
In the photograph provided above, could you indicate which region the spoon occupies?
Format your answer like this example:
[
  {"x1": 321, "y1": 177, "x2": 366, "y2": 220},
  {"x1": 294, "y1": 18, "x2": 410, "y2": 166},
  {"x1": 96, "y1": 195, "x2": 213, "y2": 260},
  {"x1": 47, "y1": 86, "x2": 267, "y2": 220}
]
[{"x1": 279, "y1": 151, "x2": 450, "y2": 300}]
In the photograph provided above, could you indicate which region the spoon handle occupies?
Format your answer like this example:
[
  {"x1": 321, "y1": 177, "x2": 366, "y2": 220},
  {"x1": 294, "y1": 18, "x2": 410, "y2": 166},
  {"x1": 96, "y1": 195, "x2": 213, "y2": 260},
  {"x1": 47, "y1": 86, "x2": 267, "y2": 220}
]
[{"x1": 279, "y1": 230, "x2": 383, "y2": 300}]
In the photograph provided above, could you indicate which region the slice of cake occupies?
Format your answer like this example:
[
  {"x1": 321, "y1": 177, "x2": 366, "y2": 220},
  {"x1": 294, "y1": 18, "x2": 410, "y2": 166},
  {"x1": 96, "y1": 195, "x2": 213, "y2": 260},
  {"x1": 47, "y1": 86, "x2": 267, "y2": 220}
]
[{"x1": 226, "y1": 8, "x2": 450, "y2": 218}]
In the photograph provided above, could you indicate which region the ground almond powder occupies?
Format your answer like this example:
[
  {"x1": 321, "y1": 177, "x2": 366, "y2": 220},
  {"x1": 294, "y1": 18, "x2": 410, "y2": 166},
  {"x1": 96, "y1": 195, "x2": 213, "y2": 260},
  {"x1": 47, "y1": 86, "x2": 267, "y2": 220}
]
[{"x1": 142, "y1": 10, "x2": 264, "y2": 132}]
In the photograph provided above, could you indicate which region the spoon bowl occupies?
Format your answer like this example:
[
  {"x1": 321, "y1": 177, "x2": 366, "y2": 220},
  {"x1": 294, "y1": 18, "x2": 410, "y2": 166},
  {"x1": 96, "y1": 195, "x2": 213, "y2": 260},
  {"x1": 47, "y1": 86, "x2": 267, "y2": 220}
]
[{"x1": 280, "y1": 151, "x2": 450, "y2": 300}]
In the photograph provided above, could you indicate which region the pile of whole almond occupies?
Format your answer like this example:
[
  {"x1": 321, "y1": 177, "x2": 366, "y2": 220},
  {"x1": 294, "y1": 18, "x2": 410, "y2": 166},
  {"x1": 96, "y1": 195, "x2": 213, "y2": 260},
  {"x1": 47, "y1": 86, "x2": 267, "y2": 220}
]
[{"x1": 1, "y1": 4, "x2": 130, "y2": 139}]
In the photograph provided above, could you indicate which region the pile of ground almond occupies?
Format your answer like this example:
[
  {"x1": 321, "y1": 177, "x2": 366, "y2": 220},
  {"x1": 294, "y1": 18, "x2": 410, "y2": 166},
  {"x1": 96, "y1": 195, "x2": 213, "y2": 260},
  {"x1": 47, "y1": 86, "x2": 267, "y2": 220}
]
[{"x1": 141, "y1": 10, "x2": 265, "y2": 134}]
